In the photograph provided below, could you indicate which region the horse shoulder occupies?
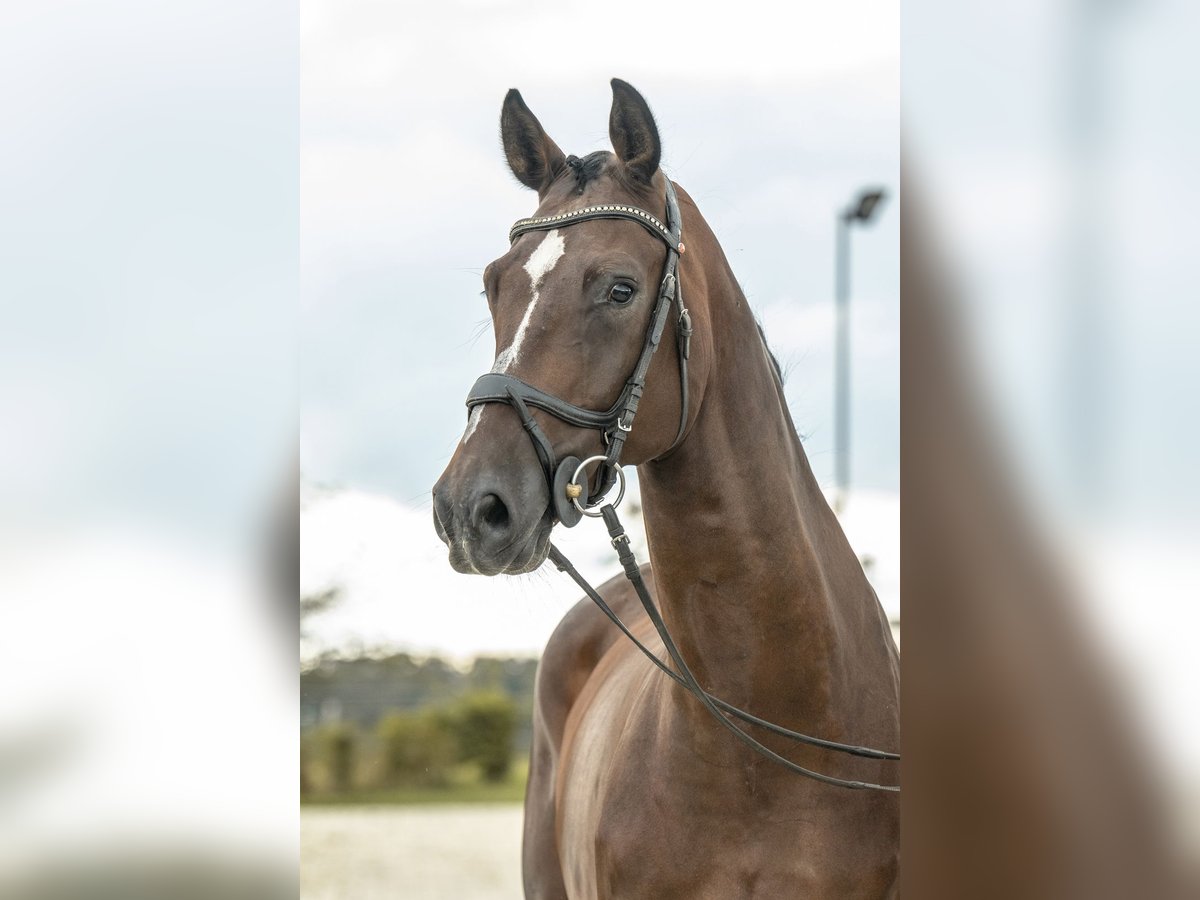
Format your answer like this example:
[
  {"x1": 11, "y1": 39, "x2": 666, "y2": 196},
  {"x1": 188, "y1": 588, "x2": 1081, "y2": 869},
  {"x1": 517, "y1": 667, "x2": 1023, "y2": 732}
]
[{"x1": 522, "y1": 564, "x2": 651, "y2": 899}]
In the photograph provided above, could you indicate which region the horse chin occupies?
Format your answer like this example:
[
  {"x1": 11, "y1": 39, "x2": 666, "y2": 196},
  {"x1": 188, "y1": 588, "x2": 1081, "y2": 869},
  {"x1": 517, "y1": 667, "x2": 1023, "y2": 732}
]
[
  {"x1": 494, "y1": 517, "x2": 552, "y2": 575},
  {"x1": 444, "y1": 513, "x2": 552, "y2": 577},
  {"x1": 499, "y1": 523, "x2": 552, "y2": 575}
]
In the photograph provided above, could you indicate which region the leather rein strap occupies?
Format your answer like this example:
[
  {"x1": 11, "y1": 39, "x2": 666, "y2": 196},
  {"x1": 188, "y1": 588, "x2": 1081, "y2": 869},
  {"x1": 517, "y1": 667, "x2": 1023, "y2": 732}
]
[
  {"x1": 549, "y1": 524, "x2": 900, "y2": 792},
  {"x1": 464, "y1": 178, "x2": 899, "y2": 791}
]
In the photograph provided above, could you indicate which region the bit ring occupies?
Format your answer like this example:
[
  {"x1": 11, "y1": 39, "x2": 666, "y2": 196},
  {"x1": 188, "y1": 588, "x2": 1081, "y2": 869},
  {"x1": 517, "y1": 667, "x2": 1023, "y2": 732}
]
[{"x1": 570, "y1": 455, "x2": 626, "y2": 516}]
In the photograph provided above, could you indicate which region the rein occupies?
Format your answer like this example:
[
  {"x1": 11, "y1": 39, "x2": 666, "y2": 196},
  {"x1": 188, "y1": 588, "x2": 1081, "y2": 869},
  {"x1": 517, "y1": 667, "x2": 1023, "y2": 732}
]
[{"x1": 465, "y1": 178, "x2": 899, "y2": 792}]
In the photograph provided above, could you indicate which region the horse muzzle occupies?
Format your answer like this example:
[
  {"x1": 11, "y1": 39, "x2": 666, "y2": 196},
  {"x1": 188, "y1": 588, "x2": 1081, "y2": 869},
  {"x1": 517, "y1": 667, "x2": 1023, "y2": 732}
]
[{"x1": 432, "y1": 459, "x2": 552, "y2": 576}]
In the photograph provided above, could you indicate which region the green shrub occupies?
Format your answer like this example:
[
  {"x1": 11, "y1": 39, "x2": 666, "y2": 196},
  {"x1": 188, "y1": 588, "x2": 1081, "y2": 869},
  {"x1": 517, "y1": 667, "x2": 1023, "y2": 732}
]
[
  {"x1": 448, "y1": 690, "x2": 517, "y2": 783},
  {"x1": 377, "y1": 710, "x2": 458, "y2": 787}
]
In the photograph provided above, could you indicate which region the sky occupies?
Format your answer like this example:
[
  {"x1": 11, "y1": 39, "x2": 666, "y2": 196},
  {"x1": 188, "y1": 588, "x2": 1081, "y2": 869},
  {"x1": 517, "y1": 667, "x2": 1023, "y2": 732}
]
[
  {"x1": 298, "y1": 0, "x2": 901, "y2": 660},
  {"x1": 300, "y1": 0, "x2": 900, "y2": 505}
]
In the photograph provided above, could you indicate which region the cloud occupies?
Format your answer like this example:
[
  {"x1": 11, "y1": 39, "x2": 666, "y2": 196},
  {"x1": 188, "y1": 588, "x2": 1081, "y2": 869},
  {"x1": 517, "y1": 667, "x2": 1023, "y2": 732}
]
[
  {"x1": 301, "y1": 0, "x2": 898, "y2": 105},
  {"x1": 300, "y1": 485, "x2": 900, "y2": 660}
]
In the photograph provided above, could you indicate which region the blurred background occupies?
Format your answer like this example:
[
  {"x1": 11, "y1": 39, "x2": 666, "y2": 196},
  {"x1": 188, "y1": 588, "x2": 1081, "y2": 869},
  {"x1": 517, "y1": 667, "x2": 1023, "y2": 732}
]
[
  {"x1": 299, "y1": 0, "x2": 898, "y2": 895},
  {"x1": 6, "y1": 0, "x2": 1197, "y2": 897},
  {"x1": 904, "y1": 0, "x2": 1199, "y2": 895},
  {"x1": 1, "y1": 0, "x2": 297, "y2": 897}
]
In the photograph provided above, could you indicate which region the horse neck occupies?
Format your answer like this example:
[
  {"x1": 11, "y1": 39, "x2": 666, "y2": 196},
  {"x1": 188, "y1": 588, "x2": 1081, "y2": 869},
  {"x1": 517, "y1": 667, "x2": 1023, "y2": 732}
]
[{"x1": 638, "y1": 254, "x2": 884, "y2": 729}]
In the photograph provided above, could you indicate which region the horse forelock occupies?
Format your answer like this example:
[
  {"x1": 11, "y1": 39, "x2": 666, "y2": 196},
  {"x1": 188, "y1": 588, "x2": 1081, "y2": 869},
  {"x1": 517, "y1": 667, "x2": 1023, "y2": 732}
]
[{"x1": 562, "y1": 151, "x2": 610, "y2": 192}]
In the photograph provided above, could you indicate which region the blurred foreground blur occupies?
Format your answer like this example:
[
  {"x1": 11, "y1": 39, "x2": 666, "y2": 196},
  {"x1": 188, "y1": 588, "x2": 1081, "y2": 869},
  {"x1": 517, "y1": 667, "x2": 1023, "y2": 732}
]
[
  {"x1": 903, "y1": 1, "x2": 1199, "y2": 896},
  {"x1": 1, "y1": 1, "x2": 297, "y2": 896}
]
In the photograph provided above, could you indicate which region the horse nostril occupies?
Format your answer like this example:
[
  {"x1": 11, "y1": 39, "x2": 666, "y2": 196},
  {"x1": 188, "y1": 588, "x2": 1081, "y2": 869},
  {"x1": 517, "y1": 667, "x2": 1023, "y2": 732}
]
[{"x1": 477, "y1": 493, "x2": 510, "y2": 532}]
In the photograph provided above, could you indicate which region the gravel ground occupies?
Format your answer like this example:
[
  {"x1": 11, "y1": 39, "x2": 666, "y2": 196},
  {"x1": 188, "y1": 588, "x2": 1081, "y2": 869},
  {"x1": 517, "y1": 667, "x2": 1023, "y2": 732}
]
[{"x1": 301, "y1": 804, "x2": 523, "y2": 900}]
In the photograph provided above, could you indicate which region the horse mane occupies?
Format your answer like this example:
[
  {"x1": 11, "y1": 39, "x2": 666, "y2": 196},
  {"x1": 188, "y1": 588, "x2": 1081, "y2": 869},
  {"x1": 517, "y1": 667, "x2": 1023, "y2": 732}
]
[{"x1": 756, "y1": 319, "x2": 785, "y2": 384}]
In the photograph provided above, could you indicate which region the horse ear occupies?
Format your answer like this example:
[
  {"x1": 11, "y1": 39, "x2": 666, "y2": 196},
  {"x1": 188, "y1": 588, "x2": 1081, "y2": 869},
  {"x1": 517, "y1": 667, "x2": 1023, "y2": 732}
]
[
  {"x1": 500, "y1": 89, "x2": 566, "y2": 195},
  {"x1": 608, "y1": 78, "x2": 661, "y2": 185}
]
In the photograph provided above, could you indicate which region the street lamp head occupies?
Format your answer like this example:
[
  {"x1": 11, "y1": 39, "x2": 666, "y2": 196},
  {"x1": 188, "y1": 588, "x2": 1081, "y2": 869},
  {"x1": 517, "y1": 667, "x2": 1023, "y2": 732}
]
[{"x1": 849, "y1": 188, "x2": 886, "y2": 223}]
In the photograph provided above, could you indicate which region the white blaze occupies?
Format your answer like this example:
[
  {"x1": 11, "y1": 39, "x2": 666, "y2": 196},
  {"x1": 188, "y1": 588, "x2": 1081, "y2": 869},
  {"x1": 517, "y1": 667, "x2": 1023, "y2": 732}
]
[
  {"x1": 462, "y1": 405, "x2": 484, "y2": 443},
  {"x1": 462, "y1": 229, "x2": 565, "y2": 445},
  {"x1": 492, "y1": 229, "x2": 565, "y2": 374}
]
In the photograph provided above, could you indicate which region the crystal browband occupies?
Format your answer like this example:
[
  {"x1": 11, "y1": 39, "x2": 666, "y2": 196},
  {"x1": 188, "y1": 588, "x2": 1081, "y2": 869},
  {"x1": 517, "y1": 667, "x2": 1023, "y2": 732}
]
[{"x1": 508, "y1": 203, "x2": 684, "y2": 253}]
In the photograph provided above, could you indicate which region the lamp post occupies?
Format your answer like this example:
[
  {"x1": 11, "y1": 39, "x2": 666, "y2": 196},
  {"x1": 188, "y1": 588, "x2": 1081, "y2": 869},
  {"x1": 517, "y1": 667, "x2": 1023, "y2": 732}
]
[{"x1": 834, "y1": 188, "x2": 887, "y2": 515}]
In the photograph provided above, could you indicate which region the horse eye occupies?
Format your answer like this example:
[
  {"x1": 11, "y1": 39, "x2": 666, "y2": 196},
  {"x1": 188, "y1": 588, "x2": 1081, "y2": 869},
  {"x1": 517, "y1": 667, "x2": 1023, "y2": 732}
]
[{"x1": 608, "y1": 283, "x2": 635, "y2": 305}]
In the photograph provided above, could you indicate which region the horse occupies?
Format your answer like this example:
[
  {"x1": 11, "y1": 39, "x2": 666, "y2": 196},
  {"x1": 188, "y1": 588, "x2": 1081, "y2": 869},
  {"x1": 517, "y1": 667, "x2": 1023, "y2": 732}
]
[{"x1": 432, "y1": 79, "x2": 900, "y2": 899}]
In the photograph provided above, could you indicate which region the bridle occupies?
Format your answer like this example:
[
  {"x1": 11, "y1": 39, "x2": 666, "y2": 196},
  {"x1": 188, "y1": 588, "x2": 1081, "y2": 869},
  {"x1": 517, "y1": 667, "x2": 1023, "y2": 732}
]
[
  {"x1": 466, "y1": 178, "x2": 692, "y2": 528},
  {"x1": 464, "y1": 177, "x2": 900, "y2": 792}
]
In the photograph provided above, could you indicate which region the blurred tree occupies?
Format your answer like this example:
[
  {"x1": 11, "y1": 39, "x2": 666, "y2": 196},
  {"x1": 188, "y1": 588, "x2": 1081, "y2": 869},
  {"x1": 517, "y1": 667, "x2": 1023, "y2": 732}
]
[
  {"x1": 301, "y1": 652, "x2": 537, "y2": 744},
  {"x1": 317, "y1": 722, "x2": 357, "y2": 792},
  {"x1": 449, "y1": 690, "x2": 517, "y2": 782},
  {"x1": 300, "y1": 586, "x2": 340, "y2": 641},
  {"x1": 377, "y1": 710, "x2": 457, "y2": 787}
]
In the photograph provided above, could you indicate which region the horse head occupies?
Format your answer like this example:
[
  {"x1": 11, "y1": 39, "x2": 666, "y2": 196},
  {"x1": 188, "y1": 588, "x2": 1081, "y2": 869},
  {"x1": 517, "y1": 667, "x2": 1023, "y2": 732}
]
[{"x1": 432, "y1": 80, "x2": 701, "y2": 575}]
